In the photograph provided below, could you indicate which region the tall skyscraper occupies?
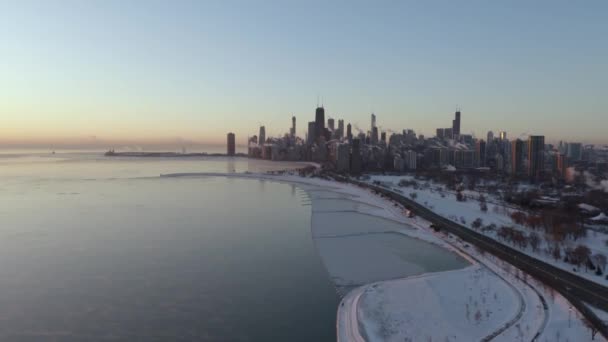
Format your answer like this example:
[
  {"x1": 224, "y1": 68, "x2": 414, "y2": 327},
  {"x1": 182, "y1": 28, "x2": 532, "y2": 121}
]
[
  {"x1": 528, "y1": 135, "x2": 545, "y2": 180},
  {"x1": 487, "y1": 131, "x2": 494, "y2": 143},
  {"x1": 227, "y1": 133, "x2": 236, "y2": 156},
  {"x1": 258, "y1": 126, "x2": 266, "y2": 146},
  {"x1": 452, "y1": 110, "x2": 461, "y2": 137},
  {"x1": 346, "y1": 123, "x2": 352, "y2": 142},
  {"x1": 315, "y1": 106, "x2": 325, "y2": 140},
  {"x1": 290, "y1": 116, "x2": 296, "y2": 137},
  {"x1": 371, "y1": 113, "x2": 376, "y2": 131},
  {"x1": 328, "y1": 118, "x2": 335, "y2": 132},
  {"x1": 511, "y1": 139, "x2": 524, "y2": 175},
  {"x1": 380, "y1": 131, "x2": 386, "y2": 144},
  {"x1": 337, "y1": 119, "x2": 345, "y2": 138},
  {"x1": 499, "y1": 131, "x2": 507, "y2": 141}
]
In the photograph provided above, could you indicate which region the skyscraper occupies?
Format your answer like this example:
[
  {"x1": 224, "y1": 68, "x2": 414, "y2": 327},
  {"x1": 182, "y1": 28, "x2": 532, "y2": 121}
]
[
  {"x1": 227, "y1": 133, "x2": 236, "y2": 156},
  {"x1": 371, "y1": 113, "x2": 376, "y2": 130},
  {"x1": 452, "y1": 110, "x2": 461, "y2": 137},
  {"x1": 380, "y1": 131, "x2": 386, "y2": 144},
  {"x1": 290, "y1": 116, "x2": 296, "y2": 137},
  {"x1": 315, "y1": 106, "x2": 325, "y2": 140},
  {"x1": 567, "y1": 142, "x2": 582, "y2": 161},
  {"x1": 259, "y1": 126, "x2": 266, "y2": 146},
  {"x1": 346, "y1": 123, "x2": 352, "y2": 142},
  {"x1": 528, "y1": 135, "x2": 545, "y2": 180},
  {"x1": 511, "y1": 139, "x2": 524, "y2": 175},
  {"x1": 337, "y1": 119, "x2": 344, "y2": 138},
  {"x1": 499, "y1": 131, "x2": 507, "y2": 141}
]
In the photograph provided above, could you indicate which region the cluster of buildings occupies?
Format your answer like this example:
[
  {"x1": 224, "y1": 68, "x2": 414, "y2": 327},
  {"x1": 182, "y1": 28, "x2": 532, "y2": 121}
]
[{"x1": 232, "y1": 106, "x2": 605, "y2": 182}]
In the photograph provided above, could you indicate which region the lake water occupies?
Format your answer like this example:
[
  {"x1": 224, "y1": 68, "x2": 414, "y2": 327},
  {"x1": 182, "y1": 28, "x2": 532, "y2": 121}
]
[{"x1": 0, "y1": 151, "x2": 467, "y2": 341}]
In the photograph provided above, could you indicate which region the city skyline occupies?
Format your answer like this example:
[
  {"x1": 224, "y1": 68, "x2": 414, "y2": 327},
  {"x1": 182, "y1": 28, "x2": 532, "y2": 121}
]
[{"x1": 2, "y1": 1, "x2": 607, "y2": 148}]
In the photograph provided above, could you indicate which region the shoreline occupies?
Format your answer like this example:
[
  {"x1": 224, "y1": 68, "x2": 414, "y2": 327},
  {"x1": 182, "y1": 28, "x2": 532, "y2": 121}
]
[{"x1": 162, "y1": 171, "x2": 603, "y2": 342}]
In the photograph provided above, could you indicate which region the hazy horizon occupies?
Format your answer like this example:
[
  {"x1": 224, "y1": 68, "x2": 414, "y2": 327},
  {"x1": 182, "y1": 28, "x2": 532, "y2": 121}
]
[{"x1": 2, "y1": 1, "x2": 607, "y2": 146}]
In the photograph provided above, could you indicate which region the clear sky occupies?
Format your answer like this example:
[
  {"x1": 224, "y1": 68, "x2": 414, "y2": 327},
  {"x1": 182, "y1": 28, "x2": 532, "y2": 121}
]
[{"x1": 1, "y1": 0, "x2": 607, "y2": 148}]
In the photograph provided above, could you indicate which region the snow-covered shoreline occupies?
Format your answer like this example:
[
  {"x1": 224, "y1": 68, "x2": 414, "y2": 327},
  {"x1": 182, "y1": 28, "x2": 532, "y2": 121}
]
[{"x1": 162, "y1": 172, "x2": 605, "y2": 341}]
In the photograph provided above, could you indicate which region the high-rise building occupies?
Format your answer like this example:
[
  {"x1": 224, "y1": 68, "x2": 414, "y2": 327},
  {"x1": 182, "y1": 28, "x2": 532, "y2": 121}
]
[
  {"x1": 328, "y1": 118, "x2": 335, "y2": 132},
  {"x1": 380, "y1": 131, "x2": 386, "y2": 144},
  {"x1": 476, "y1": 139, "x2": 486, "y2": 167},
  {"x1": 444, "y1": 128, "x2": 453, "y2": 140},
  {"x1": 346, "y1": 123, "x2": 352, "y2": 142},
  {"x1": 336, "y1": 143, "x2": 350, "y2": 172},
  {"x1": 307, "y1": 121, "x2": 316, "y2": 145},
  {"x1": 371, "y1": 113, "x2": 376, "y2": 130},
  {"x1": 337, "y1": 119, "x2": 345, "y2": 138},
  {"x1": 315, "y1": 107, "x2": 325, "y2": 140},
  {"x1": 511, "y1": 139, "x2": 524, "y2": 175},
  {"x1": 227, "y1": 133, "x2": 236, "y2": 156},
  {"x1": 567, "y1": 142, "x2": 583, "y2": 161},
  {"x1": 528, "y1": 135, "x2": 545, "y2": 180},
  {"x1": 452, "y1": 110, "x2": 461, "y2": 137},
  {"x1": 499, "y1": 131, "x2": 507, "y2": 141},
  {"x1": 290, "y1": 116, "x2": 296, "y2": 137},
  {"x1": 259, "y1": 126, "x2": 266, "y2": 146},
  {"x1": 436, "y1": 128, "x2": 445, "y2": 139}
]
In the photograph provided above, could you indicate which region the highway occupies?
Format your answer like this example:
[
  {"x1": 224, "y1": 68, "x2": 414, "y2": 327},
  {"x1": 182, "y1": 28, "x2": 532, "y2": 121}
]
[{"x1": 336, "y1": 176, "x2": 608, "y2": 339}]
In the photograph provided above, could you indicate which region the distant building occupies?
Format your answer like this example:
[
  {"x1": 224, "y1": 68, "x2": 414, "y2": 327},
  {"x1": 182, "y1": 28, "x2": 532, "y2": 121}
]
[
  {"x1": 487, "y1": 131, "x2": 494, "y2": 143},
  {"x1": 346, "y1": 123, "x2": 353, "y2": 142},
  {"x1": 511, "y1": 139, "x2": 524, "y2": 175},
  {"x1": 315, "y1": 106, "x2": 325, "y2": 141},
  {"x1": 405, "y1": 150, "x2": 417, "y2": 170},
  {"x1": 499, "y1": 131, "x2": 507, "y2": 141},
  {"x1": 336, "y1": 143, "x2": 350, "y2": 172},
  {"x1": 567, "y1": 142, "x2": 583, "y2": 161},
  {"x1": 444, "y1": 128, "x2": 453, "y2": 140},
  {"x1": 290, "y1": 116, "x2": 296, "y2": 137},
  {"x1": 227, "y1": 133, "x2": 236, "y2": 156},
  {"x1": 528, "y1": 135, "x2": 545, "y2": 180},
  {"x1": 436, "y1": 128, "x2": 445, "y2": 139},
  {"x1": 380, "y1": 131, "x2": 386, "y2": 144},
  {"x1": 452, "y1": 110, "x2": 461, "y2": 137},
  {"x1": 259, "y1": 126, "x2": 266, "y2": 146},
  {"x1": 337, "y1": 119, "x2": 345, "y2": 139}
]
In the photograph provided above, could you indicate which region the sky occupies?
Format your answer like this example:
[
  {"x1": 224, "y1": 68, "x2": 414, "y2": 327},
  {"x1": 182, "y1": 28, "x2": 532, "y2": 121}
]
[{"x1": 1, "y1": 0, "x2": 607, "y2": 149}]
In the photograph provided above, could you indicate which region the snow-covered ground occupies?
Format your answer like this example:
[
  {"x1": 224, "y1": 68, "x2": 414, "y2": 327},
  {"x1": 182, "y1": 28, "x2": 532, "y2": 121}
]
[
  {"x1": 355, "y1": 266, "x2": 520, "y2": 342},
  {"x1": 163, "y1": 172, "x2": 604, "y2": 341},
  {"x1": 367, "y1": 174, "x2": 608, "y2": 286}
]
